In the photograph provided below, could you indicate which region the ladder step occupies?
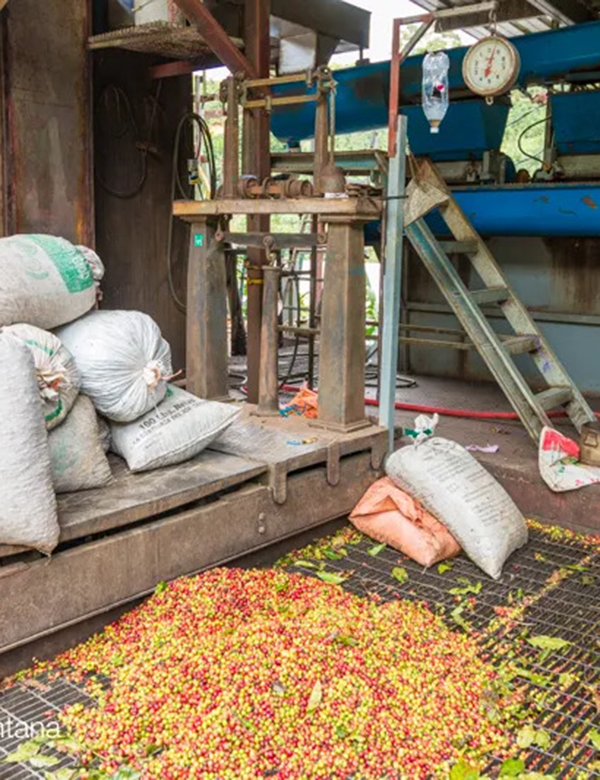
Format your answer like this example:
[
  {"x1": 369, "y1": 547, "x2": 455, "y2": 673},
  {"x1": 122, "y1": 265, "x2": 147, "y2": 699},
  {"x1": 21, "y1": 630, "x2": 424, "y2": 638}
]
[
  {"x1": 535, "y1": 387, "x2": 573, "y2": 411},
  {"x1": 469, "y1": 286, "x2": 510, "y2": 305},
  {"x1": 502, "y1": 335, "x2": 539, "y2": 355},
  {"x1": 439, "y1": 240, "x2": 479, "y2": 255}
]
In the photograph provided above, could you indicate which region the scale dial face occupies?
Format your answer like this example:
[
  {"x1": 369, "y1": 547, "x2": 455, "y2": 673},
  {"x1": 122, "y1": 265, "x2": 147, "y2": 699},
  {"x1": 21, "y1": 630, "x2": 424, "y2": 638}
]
[{"x1": 462, "y1": 36, "x2": 521, "y2": 97}]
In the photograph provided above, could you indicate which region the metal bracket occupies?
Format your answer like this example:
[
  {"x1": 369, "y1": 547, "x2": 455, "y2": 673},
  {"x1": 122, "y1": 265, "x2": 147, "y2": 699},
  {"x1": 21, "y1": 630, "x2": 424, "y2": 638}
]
[
  {"x1": 269, "y1": 463, "x2": 288, "y2": 505},
  {"x1": 326, "y1": 441, "x2": 341, "y2": 486}
]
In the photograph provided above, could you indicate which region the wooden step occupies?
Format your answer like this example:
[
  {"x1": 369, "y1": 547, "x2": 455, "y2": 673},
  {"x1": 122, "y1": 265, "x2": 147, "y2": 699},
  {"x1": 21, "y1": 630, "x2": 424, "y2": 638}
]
[
  {"x1": 439, "y1": 240, "x2": 479, "y2": 255},
  {"x1": 535, "y1": 387, "x2": 573, "y2": 411},
  {"x1": 502, "y1": 335, "x2": 540, "y2": 356},
  {"x1": 469, "y1": 286, "x2": 510, "y2": 305}
]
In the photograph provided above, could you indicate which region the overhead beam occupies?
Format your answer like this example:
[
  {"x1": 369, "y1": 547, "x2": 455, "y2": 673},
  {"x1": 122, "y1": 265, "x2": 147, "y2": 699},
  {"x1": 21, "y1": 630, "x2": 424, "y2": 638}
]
[
  {"x1": 173, "y1": 0, "x2": 258, "y2": 76},
  {"x1": 526, "y1": 0, "x2": 595, "y2": 25},
  {"x1": 271, "y1": 0, "x2": 370, "y2": 48},
  {"x1": 435, "y1": 0, "x2": 546, "y2": 31}
]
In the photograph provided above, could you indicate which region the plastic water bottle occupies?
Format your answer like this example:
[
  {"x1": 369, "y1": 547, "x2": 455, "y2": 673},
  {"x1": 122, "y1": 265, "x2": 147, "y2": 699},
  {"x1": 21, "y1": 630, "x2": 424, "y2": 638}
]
[{"x1": 422, "y1": 51, "x2": 450, "y2": 134}]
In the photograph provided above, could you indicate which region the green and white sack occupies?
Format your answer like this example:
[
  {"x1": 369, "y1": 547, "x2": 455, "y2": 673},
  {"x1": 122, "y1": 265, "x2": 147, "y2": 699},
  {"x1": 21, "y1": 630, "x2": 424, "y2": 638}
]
[
  {"x1": 0, "y1": 235, "x2": 104, "y2": 329},
  {"x1": 110, "y1": 385, "x2": 240, "y2": 472},
  {"x1": 49, "y1": 395, "x2": 113, "y2": 493},
  {"x1": 57, "y1": 310, "x2": 173, "y2": 422},
  {"x1": 3, "y1": 323, "x2": 80, "y2": 429},
  {"x1": 386, "y1": 437, "x2": 528, "y2": 580},
  {"x1": 0, "y1": 334, "x2": 59, "y2": 553}
]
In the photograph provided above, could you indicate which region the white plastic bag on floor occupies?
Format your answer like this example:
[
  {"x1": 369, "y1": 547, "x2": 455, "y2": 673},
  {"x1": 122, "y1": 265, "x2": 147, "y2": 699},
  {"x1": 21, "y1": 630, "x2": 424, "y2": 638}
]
[
  {"x1": 3, "y1": 323, "x2": 80, "y2": 429},
  {"x1": 386, "y1": 437, "x2": 528, "y2": 579},
  {"x1": 0, "y1": 235, "x2": 104, "y2": 329},
  {"x1": 0, "y1": 335, "x2": 59, "y2": 553},
  {"x1": 110, "y1": 385, "x2": 240, "y2": 472},
  {"x1": 539, "y1": 426, "x2": 600, "y2": 492},
  {"x1": 57, "y1": 310, "x2": 173, "y2": 422},
  {"x1": 48, "y1": 395, "x2": 113, "y2": 493}
]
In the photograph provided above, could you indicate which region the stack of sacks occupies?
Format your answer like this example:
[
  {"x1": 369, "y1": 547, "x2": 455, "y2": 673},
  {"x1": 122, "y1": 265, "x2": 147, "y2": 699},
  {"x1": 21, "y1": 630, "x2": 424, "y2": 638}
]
[
  {"x1": 0, "y1": 235, "x2": 110, "y2": 555},
  {"x1": 57, "y1": 309, "x2": 240, "y2": 473},
  {"x1": 351, "y1": 422, "x2": 529, "y2": 580}
]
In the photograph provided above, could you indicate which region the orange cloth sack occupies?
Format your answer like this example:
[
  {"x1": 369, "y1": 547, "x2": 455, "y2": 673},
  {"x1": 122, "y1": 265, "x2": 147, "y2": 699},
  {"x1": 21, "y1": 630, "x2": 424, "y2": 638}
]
[{"x1": 349, "y1": 477, "x2": 461, "y2": 568}]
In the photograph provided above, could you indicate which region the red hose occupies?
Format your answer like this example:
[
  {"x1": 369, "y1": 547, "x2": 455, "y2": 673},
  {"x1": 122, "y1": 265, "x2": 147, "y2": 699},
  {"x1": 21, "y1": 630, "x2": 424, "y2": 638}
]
[{"x1": 280, "y1": 384, "x2": 580, "y2": 421}]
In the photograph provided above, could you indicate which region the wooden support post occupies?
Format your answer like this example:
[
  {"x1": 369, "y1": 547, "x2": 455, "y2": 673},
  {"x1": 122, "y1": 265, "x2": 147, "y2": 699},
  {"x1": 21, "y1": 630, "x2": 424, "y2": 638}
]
[
  {"x1": 222, "y1": 77, "x2": 239, "y2": 199},
  {"x1": 173, "y1": 0, "x2": 257, "y2": 77},
  {"x1": 186, "y1": 217, "x2": 230, "y2": 401},
  {"x1": 315, "y1": 218, "x2": 370, "y2": 431},
  {"x1": 243, "y1": 0, "x2": 271, "y2": 403},
  {"x1": 313, "y1": 92, "x2": 329, "y2": 195},
  {"x1": 255, "y1": 265, "x2": 281, "y2": 416}
]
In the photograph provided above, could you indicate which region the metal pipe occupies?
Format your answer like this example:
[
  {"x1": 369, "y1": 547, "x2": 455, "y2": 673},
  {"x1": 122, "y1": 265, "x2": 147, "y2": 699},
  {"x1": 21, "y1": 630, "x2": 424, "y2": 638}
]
[
  {"x1": 271, "y1": 21, "x2": 600, "y2": 142},
  {"x1": 222, "y1": 77, "x2": 239, "y2": 199}
]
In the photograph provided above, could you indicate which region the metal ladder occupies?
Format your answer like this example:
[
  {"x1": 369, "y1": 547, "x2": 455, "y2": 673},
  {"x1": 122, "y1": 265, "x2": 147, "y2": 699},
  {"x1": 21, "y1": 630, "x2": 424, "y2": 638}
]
[{"x1": 403, "y1": 158, "x2": 596, "y2": 442}]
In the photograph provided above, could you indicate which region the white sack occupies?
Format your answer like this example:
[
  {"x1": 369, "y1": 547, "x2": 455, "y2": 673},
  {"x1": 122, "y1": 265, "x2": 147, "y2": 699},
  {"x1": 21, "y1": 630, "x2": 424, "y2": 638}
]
[
  {"x1": 0, "y1": 235, "x2": 104, "y2": 329},
  {"x1": 48, "y1": 395, "x2": 113, "y2": 493},
  {"x1": 97, "y1": 415, "x2": 111, "y2": 453},
  {"x1": 386, "y1": 437, "x2": 528, "y2": 579},
  {"x1": 57, "y1": 310, "x2": 173, "y2": 422},
  {"x1": 3, "y1": 323, "x2": 80, "y2": 429},
  {"x1": 110, "y1": 385, "x2": 240, "y2": 472},
  {"x1": 0, "y1": 335, "x2": 59, "y2": 553}
]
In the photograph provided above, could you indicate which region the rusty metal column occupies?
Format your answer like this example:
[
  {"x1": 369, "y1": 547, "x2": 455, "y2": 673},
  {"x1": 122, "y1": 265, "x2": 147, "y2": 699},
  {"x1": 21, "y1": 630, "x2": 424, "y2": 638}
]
[
  {"x1": 186, "y1": 217, "x2": 230, "y2": 401},
  {"x1": 244, "y1": 0, "x2": 271, "y2": 404},
  {"x1": 255, "y1": 265, "x2": 281, "y2": 416},
  {"x1": 222, "y1": 77, "x2": 239, "y2": 199},
  {"x1": 316, "y1": 217, "x2": 369, "y2": 431}
]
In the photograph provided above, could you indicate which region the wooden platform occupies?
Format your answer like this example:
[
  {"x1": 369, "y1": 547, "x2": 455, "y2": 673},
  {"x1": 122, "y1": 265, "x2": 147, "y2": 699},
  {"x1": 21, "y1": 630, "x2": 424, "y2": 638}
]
[
  {"x1": 0, "y1": 414, "x2": 386, "y2": 675},
  {"x1": 173, "y1": 197, "x2": 383, "y2": 219}
]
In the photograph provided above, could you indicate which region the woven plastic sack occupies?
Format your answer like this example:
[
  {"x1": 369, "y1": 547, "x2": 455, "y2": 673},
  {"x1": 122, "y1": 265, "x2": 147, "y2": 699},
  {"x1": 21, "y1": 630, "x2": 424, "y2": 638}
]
[
  {"x1": 48, "y1": 395, "x2": 113, "y2": 493},
  {"x1": 386, "y1": 437, "x2": 528, "y2": 579},
  {"x1": 0, "y1": 235, "x2": 104, "y2": 329},
  {"x1": 97, "y1": 415, "x2": 111, "y2": 453},
  {"x1": 3, "y1": 323, "x2": 80, "y2": 429},
  {"x1": 110, "y1": 385, "x2": 240, "y2": 472},
  {"x1": 57, "y1": 310, "x2": 173, "y2": 422},
  {"x1": 350, "y1": 477, "x2": 460, "y2": 568},
  {"x1": 0, "y1": 335, "x2": 59, "y2": 553},
  {"x1": 539, "y1": 426, "x2": 600, "y2": 492}
]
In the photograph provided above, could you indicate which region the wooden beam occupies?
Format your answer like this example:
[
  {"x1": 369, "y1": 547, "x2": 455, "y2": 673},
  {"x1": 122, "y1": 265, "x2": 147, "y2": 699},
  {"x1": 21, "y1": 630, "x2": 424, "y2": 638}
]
[
  {"x1": 173, "y1": 197, "x2": 383, "y2": 218},
  {"x1": 271, "y1": 0, "x2": 370, "y2": 48},
  {"x1": 526, "y1": 0, "x2": 594, "y2": 25},
  {"x1": 172, "y1": 0, "x2": 258, "y2": 77},
  {"x1": 435, "y1": 0, "x2": 593, "y2": 29},
  {"x1": 243, "y1": 0, "x2": 271, "y2": 404},
  {"x1": 150, "y1": 58, "x2": 207, "y2": 80}
]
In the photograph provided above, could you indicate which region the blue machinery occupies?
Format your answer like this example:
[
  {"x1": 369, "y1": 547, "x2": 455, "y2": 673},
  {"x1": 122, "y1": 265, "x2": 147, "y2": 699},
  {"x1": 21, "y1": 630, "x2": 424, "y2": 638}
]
[{"x1": 271, "y1": 21, "x2": 600, "y2": 237}]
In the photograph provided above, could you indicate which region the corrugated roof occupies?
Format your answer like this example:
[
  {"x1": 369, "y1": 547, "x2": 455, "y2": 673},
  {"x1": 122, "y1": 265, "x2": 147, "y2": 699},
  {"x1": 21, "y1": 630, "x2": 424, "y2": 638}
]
[{"x1": 411, "y1": 0, "x2": 599, "y2": 39}]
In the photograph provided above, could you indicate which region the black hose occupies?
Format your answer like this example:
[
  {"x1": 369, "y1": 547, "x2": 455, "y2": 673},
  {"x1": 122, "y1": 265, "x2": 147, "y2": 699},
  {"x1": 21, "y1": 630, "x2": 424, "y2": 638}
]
[
  {"x1": 95, "y1": 83, "x2": 162, "y2": 199},
  {"x1": 517, "y1": 115, "x2": 551, "y2": 167},
  {"x1": 278, "y1": 266, "x2": 302, "y2": 389},
  {"x1": 166, "y1": 112, "x2": 218, "y2": 313}
]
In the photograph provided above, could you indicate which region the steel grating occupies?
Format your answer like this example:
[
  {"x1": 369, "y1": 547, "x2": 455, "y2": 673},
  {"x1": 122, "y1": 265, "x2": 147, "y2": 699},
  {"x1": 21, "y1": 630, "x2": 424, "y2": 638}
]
[
  {"x1": 0, "y1": 526, "x2": 599, "y2": 778},
  {"x1": 285, "y1": 526, "x2": 600, "y2": 779}
]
